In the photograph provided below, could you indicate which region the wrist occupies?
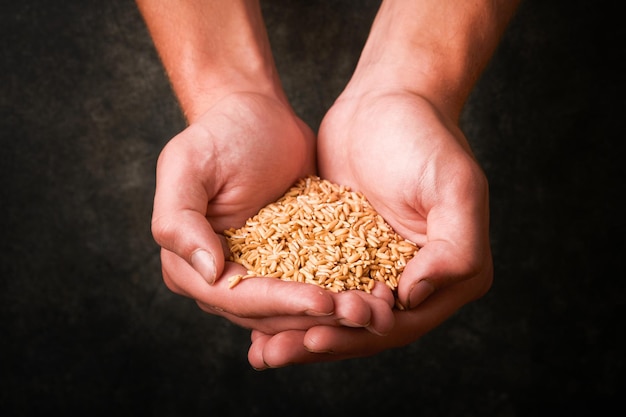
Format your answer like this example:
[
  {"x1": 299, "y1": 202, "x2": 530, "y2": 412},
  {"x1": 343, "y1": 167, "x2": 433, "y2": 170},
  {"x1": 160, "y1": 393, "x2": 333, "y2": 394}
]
[
  {"x1": 138, "y1": 0, "x2": 288, "y2": 122},
  {"x1": 341, "y1": 0, "x2": 520, "y2": 121},
  {"x1": 176, "y1": 51, "x2": 286, "y2": 123}
]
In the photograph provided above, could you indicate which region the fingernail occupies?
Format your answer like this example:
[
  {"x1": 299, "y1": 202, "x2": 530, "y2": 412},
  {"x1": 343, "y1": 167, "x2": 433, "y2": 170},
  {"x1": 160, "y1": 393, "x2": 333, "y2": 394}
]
[
  {"x1": 366, "y1": 326, "x2": 387, "y2": 337},
  {"x1": 305, "y1": 309, "x2": 333, "y2": 317},
  {"x1": 305, "y1": 344, "x2": 335, "y2": 354},
  {"x1": 408, "y1": 280, "x2": 435, "y2": 309},
  {"x1": 191, "y1": 250, "x2": 216, "y2": 285},
  {"x1": 338, "y1": 318, "x2": 369, "y2": 328}
]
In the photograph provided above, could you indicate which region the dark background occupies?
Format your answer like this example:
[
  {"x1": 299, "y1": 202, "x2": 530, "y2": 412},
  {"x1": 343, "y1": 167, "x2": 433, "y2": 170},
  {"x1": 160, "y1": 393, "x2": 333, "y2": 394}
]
[{"x1": 1, "y1": 1, "x2": 624, "y2": 416}]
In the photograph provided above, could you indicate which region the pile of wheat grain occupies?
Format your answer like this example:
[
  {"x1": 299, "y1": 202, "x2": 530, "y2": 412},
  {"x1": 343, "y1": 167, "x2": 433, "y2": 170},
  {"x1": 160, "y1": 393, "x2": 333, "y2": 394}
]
[{"x1": 223, "y1": 176, "x2": 417, "y2": 297}]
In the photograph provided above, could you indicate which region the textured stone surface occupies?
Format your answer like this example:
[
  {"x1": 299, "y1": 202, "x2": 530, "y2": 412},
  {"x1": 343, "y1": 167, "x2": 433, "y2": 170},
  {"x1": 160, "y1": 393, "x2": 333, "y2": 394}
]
[{"x1": 1, "y1": 1, "x2": 624, "y2": 415}]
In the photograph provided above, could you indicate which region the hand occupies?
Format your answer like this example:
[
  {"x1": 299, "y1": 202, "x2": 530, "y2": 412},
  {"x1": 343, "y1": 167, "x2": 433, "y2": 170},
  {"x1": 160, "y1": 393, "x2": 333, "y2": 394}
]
[
  {"x1": 162, "y1": 249, "x2": 396, "y2": 338},
  {"x1": 152, "y1": 92, "x2": 395, "y2": 341},
  {"x1": 244, "y1": 0, "x2": 521, "y2": 369},
  {"x1": 247, "y1": 89, "x2": 493, "y2": 368},
  {"x1": 139, "y1": 0, "x2": 518, "y2": 369},
  {"x1": 152, "y1": 92, "x2": 315, "y2": 282}
]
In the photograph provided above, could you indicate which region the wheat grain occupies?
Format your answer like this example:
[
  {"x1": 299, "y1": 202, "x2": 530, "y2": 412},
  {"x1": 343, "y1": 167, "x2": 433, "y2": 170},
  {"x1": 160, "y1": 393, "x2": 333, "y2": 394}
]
[{"x1": 223, "y1": 176, "x2": 418, "y2": 301}]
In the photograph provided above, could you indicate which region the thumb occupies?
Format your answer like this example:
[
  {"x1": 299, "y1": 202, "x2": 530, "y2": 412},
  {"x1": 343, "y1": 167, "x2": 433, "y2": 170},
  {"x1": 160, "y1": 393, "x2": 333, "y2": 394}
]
[
  {"x1": 152, "y1": 208, "x2": 225, "y2": 285},
  {"x1": 397, "y1": 240, "x2": 488, "y2": 309},
  {"x1": 151, "y1": 135, "x2": 226, "y2": 285}
]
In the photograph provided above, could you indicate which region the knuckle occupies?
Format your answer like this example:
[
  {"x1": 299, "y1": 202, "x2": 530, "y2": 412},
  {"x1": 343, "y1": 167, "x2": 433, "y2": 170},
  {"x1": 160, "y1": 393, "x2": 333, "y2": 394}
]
[{"x1": 150, "y1": 214, "x2": 175, "y2": 246}]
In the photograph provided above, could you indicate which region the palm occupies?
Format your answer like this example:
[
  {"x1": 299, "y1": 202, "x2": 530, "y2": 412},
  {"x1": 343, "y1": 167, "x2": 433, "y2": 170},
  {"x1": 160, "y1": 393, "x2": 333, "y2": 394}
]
[
  {"x1": 321, "y1": 94, "x2": 452, "y2": 240},
  {"x1": 318, "y1": 91, "x2": 491, "y2": 306},
  {"x1": 180, "y1": 92, "x2": 317, "y2": 232}
]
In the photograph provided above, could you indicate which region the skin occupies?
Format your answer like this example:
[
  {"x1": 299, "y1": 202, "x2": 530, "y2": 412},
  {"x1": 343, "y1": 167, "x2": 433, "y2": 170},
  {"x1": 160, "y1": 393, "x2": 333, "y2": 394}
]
[
  {"x1": 138, "y1": 0, "x2": 394, "y2": 342},
  {"x1": 136, "y1": 0, "x2": 521, "y2": 369}
]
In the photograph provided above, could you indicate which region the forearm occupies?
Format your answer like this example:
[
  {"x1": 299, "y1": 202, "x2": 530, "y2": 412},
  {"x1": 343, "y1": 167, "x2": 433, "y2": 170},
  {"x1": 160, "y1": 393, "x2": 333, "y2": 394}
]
[
  {"x1": 136, "y1": 0, "x2": 285, "y2": 122},
  {"x1": 346, "y1": 0, "x2": 521, "y2": 121}
]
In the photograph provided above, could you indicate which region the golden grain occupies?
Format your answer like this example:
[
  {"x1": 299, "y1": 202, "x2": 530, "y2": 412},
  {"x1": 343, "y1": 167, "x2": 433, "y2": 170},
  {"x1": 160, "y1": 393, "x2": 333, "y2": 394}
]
[
  {"x1": 228, "y1": 274, "x2": 243, "y2": 289},
  {"x1": 223, "y1": 176, "x2": 418, "y2": 299}
]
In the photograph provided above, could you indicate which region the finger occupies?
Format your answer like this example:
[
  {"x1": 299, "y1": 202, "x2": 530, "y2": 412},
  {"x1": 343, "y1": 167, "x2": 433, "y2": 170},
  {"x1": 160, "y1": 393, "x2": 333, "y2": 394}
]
[
  {"x1": 249, "y1": 330, "x2": 341, "y2": 369},
  {"x1": 250, "y1": 329, "x2": 265, "y2": 342},
  {"x1": 250, "y1": 277, "x2": 489, "y2": 368},
  {"x1": 303, "y1": 326, "x2": 381, "y2": 357},
  {"x1": 161, "y1": 250, "x2": 335, "y2": 318},
  {"x1": 236, "y1": 285, "x2": 396, "y2": 335},
  {"x1": 333, "y1": 287, "x2": 395, "y2": 336},
  {"x1": 248, "y1": 332, "x2": 272, "y2": 370},
  {"x1": 305, "y1": 279, "x2": 479, "y2": 356},
  {"x1": 151, "y1": 133, "x2": 225, "y2": 284},
  {"x1": 217, "y1": 285, "x2": 396, "y2": 335},
  {"x1": 329, "y1": 290, "x2": 371, "y2": 328},
  {"x1": 206, "y1": 304, "x2": 343, "y2": 334},
  {"x1": 248, "y1": 283, "x2": 478, "y2": 369},
  {"x1": 398, "y1": 167, "x2": 491, "y2": 308},
  {"x1": 398, "y1": 238, "x2": 492, "y2": 310},
  {"x1": 370, "y1": 280, "x2": 396, "y2": 309},
  {"x1": 213, "y1": 290, "x2": 394, "y2": 336}
]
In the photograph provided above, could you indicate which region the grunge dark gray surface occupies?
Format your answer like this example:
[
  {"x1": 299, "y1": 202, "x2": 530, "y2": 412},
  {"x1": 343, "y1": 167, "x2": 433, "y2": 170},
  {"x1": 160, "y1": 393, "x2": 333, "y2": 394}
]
[{"x1": 1, "y1": 1, "x2": 623, "y2": 416}]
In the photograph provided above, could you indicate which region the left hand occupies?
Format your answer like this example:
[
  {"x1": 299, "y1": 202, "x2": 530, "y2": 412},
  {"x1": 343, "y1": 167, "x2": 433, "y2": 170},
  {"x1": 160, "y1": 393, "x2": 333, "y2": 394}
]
[{"x1": 248, "y1": 89, "x2": 493, "y2": 368}]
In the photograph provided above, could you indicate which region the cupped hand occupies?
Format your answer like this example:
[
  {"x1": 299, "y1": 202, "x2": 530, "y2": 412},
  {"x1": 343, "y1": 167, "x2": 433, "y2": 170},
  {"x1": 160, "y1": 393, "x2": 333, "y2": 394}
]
[
  {"x1": 247, "y1": 89, "x2": 493, "y2": 368},
  {"x1": 161, "y1": 249, "x2": 395, "y2": 337},
  {"x1": 151, "y1": 92, "x2": 395, "y2": 340},
  {"x1": 152, "y1": 91, "x2": 316, "y2": 281}
]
